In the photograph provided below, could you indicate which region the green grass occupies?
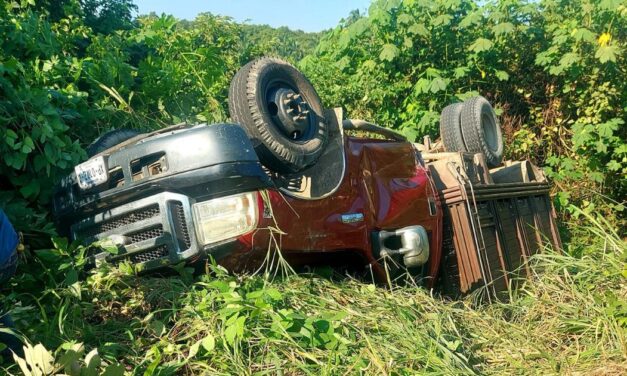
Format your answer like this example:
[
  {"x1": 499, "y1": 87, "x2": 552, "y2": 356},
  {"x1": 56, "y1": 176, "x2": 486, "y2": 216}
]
[{"x1": 1, "y1": 214, "x2": 625, "y2": 375}]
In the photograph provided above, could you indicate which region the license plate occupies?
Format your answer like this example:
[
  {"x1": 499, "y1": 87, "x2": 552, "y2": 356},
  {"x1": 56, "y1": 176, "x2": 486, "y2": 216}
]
[{"x1": 75, "y1": 156, "x2": 108, "y2": 190}]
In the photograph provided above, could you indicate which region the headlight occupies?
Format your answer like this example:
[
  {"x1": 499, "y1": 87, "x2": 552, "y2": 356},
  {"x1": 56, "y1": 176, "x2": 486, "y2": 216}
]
[{"x1": 192, "y1": 192, "x2": 258, "y2": 246}]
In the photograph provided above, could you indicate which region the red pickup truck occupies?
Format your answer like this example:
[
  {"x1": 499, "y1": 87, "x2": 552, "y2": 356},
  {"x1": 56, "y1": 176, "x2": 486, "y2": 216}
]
[{"x1": 52, "y1": 58, "x2": 561, "y2": 296}]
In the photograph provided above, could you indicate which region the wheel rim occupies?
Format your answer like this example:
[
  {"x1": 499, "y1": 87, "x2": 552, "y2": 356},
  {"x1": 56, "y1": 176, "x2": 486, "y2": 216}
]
[{"x1": 265, "y1": 85, "x2": 314, "y2": 141}]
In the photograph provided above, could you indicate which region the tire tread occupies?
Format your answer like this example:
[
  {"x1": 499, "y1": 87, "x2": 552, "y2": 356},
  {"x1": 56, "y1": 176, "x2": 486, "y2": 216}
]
[
  {"x1": 228, "y1": 57, "x2": 327, "y2": 173},
  {"x1": 460, "y1": 96, "x2": 503, "y2": 167},
  {"x1": 440, "y1": 103, "x2": 466, "y2": 152}
]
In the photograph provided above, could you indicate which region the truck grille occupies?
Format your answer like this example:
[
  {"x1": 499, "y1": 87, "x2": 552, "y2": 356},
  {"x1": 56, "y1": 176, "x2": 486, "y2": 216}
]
[
  {"x1": 128, "y1": 245, "x2": 169, "y2": 263},
  {"x1": 171, "y1": 202, "x2": 192, "y2": 249},
  {"x1": 72, "y1": 193, "x2": 196, "y2": 266},
  {"x1": 79, "y1": 204, "x2": 160, "y2": 240},
  {"x1": 128, "y1": 225, "x2": 164, "y2": 243}
]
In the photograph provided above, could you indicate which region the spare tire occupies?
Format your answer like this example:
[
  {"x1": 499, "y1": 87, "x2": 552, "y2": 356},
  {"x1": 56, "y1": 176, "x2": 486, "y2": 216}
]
[
  {"x1": 439, "y1": 103, "x2": 467, "y2": 153},
  {"x1": 460, "y1": 96, "x2": 503, "y2": 167},
  {"x1": 228, "y1": 57, "x2": 328, "y2": 173},
  {"x1": 86, "y1": 129, "x2": 141, "y2": 157}
]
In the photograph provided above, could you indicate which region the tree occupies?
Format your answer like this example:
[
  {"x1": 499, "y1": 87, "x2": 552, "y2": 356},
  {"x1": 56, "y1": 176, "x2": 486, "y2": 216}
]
[{"x1": 80, "y1": 0, "x2": 137, "y2": 34}]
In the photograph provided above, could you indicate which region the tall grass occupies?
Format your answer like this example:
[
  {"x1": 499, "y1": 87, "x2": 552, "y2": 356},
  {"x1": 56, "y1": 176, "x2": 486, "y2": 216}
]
[{"x1": 1, "y1": 211, "x2": 625, "y2": 375}]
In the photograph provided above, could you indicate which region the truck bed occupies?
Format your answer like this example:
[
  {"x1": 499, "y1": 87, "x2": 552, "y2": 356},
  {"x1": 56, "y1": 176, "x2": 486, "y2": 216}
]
[{"x1": 424, "y1": 152, "x2": 561, "y2": 296}]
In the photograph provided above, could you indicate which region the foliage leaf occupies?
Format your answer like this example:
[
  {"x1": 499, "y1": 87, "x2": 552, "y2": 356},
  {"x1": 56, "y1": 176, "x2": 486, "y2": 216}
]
[
  {"x1": 459, "y1": 11, "x2": 482, "y2": 28},
  {"x1": 408, "y1": 23, "x2": 429, "y2": 37},
  {"x1": 432, "y1": 14, "x2": 452, "y2": 27},
  {"x1": 492, "y1": 22, "x2": 515, "y2": 36},
  {"x1": 495, "y1": 70, "x2": 509, "y2": 81},
  {"x1": 380, "y1": 43, "x2": 400, "y2": 62},
  {"x1": 595, "y1": 45, "x2": 618, "y2": 63},
  {"x1": 572, "y1": 28, "x2": 596, "y2": 43},
  {"x1": 469, "y1": 38, "x2": 493, "y2": 53}
]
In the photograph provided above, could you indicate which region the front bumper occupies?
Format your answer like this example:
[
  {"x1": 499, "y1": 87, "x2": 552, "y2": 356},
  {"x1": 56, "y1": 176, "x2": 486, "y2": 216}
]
[{"x1": 75, "y1": 188, "x2": 267, "y2": 271}]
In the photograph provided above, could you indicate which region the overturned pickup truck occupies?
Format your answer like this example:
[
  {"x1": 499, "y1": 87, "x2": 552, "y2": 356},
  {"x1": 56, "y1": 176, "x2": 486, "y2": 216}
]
[{"x1": 52, "y1": 58, "x2": 561, "y2": 295}]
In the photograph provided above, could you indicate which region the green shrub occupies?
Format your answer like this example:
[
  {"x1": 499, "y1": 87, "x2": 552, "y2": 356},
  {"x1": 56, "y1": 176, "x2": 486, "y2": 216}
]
[{"x1": 0, "y1": 4, "x2": 88, "y2": 229}]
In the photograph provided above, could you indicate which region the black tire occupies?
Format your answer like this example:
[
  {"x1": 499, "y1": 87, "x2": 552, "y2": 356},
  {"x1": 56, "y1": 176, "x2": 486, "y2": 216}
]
[
  {"x1": 228, "y1": 57, "x2": 328, "y2": 173},
  {"x1": 460, "y1": 96, "x2": 503, "y2": 167},
  {"x1": 439, "y1": 103, "x2": 467, "y2": 153},
  {"x1": 86, "y1": 129, "x2": 140, "y2": 157}
]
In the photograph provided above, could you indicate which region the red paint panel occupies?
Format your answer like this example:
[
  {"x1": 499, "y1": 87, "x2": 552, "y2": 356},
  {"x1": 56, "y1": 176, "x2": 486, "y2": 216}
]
[{"x1": 229, "y1": 136, "x2": 443, "y2": 284}]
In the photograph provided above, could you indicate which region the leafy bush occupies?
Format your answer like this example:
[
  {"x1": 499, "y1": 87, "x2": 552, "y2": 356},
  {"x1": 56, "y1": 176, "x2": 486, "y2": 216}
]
[
  {"x1": 2, "y1": 0, "x2": 623, "y2": 229},
  {"x1": 0, "y1": 3, "x2": 89, "y2": 229}
]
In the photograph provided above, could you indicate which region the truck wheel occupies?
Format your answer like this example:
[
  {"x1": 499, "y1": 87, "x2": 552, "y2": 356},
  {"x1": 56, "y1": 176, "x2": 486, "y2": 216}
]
[
  {"x1": 228, "y1": 57, "x2": 328, "y2": 173},
  {"x1": 439, "y1": 103, "x2": 467, "y2": 153},
  {"x1": 460, "y1": 96, "x2": 503, "y2": 167},
  {"x1": 86, "y1": 129, "x2": 140, "y2": 157}
]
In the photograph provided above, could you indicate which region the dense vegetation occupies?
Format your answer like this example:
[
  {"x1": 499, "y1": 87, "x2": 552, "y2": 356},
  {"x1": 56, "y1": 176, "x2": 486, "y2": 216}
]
[{"x1": 0, "y1": 0, "x2": 625, "y2": 374}]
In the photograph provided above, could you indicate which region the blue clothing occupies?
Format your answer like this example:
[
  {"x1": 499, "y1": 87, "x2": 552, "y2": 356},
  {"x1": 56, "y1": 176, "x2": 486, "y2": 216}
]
[
  {"x1": 0, "y1": 210, "x2": 20, "y2": 359},
  {"x1": 0, "y1": 210, "x2": 18, "y2": 266}
]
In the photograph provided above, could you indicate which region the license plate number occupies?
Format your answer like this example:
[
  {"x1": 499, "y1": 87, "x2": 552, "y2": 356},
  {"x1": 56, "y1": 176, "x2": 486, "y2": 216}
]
[{"x1": 75, "y1": 156, "x2": 108, "y2": 190}]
